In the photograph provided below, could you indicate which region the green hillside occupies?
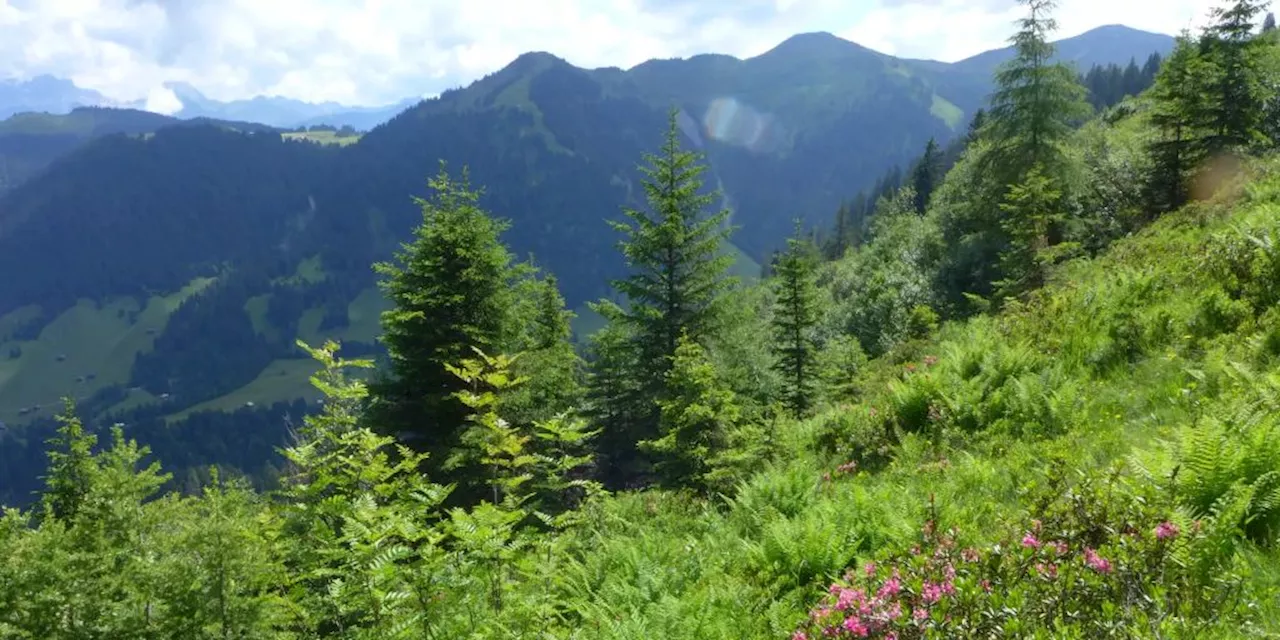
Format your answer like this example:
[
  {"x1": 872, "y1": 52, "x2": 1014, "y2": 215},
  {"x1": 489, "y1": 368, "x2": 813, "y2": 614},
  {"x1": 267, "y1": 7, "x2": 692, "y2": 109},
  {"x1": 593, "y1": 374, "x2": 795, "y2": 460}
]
[
  {"x1": 0, "y1": 22, "x2": 1177, "y2": 509},
  {"x1": 0, "y1": 4, "x2": 1276, "y2": 637}
]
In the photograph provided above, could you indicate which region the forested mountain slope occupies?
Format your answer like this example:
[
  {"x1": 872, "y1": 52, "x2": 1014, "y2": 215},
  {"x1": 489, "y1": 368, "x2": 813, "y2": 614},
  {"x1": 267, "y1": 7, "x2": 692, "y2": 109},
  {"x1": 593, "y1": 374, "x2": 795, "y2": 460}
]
[
  {"x1": 0, "y1": 2, "x2": 1277, "y2": 636},
  {"x1": 0, "y1": 25, "x2": 1173, "y2": 502}
]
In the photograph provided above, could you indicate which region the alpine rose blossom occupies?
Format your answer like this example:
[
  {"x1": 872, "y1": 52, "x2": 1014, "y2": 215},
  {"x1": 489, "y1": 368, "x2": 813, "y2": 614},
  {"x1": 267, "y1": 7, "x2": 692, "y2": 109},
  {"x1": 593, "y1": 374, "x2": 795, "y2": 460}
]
[{"x1": 1155, "y1": 521, "x2": 1180, "y2": 540}]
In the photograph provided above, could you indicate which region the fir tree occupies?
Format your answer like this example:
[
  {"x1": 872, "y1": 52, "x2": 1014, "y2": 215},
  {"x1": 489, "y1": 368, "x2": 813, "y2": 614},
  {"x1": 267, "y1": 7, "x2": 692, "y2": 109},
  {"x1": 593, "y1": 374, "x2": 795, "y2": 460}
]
[
  {"x1": 594, "y1": 108, "x2": 737, "y2": 478},
  {"x1": 966, "y1": 108, "x2": 988, "y2": 145},
  {"x1": 1265, "y1": 11, "x2": 1277, "y2": 31},
  {"x1": 827, "y1": 201, "x2": 852, "y2": 260},
  {"x1": 39, "y1": 398, "x2": 97, "y2": 523},
  {"x1": 984, "y1": 0, "x2": 1092, "y2": 183},
  {"x1": 505, "y1": 273, "x2": 584, "y2": 429},
  {"x1": 996, "y1": 164, "x2": 1061, "y2": 299},
  {"x1": 582, "y1": 305, "x2": 646, "y2": 487},
  {"x1": 367, "y1": 162, "x2": 523, "y2": 481},
  {"x1": 638, "y1": 333, "x2": 741, "y2": 492},
  {"x1": 771, "y1": 221, "x2": 822, "y2": 419},
  {"x1": 1201, "y1": 0, "x2": 1273, "y2": 151},
  {"x1": 1145, "y1": 34, "x2": 1212, "y2": 213},
  {"x1": 912, "y1": 138, "x2": 942, "y2": 214}
]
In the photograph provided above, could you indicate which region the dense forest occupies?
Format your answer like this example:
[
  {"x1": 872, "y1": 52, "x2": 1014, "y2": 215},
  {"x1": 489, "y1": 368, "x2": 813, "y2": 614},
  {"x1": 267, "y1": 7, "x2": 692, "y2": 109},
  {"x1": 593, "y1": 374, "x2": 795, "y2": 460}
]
[{"x1": 3, "y1": 0, "x2": 1280, "y2": 637}]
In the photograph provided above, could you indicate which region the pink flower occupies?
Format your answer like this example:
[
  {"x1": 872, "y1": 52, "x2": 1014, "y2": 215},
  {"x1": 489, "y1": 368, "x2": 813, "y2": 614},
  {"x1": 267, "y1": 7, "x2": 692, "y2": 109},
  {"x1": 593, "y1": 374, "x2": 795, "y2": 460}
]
[
  {"x1": 961, "y1": 547, "x2": 980, "y2": 563},
  {"x1": 885, "y1": 601, "x2": 903, "y2": 620},
  {"x1": 913, "y1": 607, "x2": 929, "y2": 621},
  {"x1": 877, "y1": 577, "x2": 902, "y2": 598},
  {"x1": 863, "y1": 561, "x2": 877, "y2": 577},
  {"x1": 1035, "y1": 562, "x2": 1058, "y2": 580},
  {"x1": 1021, "y1": 532, "x2": 1041, "y2": 549},
  {"x1": 842, "y1": 617, "x2": 869, "y2": 637},
  {"x1": 792, "y1": 632, "x2": 807, "y2": 640},
  {"x1": 1051, "y1": 541, "x2": 1068, "y2": 556},
  {"x1": 1084, "y1": 548, "x2": 1112, "y2": 573},
  {"x1": 921, "y1": 582, "x2": 944, "y2": 604},
  {"x1": 836, "y1": 588, "x2": 867, "y2": 612},
  {"x1": 1155, "y1": 521, "x2": 1180, "y2": 540},
  {"x1": 980, "y1": 579, "x2": 992, "y2": 593}
]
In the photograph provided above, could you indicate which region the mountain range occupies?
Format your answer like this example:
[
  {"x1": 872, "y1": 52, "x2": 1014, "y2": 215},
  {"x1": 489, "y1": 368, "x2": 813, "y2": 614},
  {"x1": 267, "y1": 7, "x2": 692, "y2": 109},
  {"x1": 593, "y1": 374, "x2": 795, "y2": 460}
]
[
  {"x1": 0, "y1": 25, "x2": 1175, "y2": 500},
  {"x1": 0, "y1": 75, "x2": 417, "y2": 130}
]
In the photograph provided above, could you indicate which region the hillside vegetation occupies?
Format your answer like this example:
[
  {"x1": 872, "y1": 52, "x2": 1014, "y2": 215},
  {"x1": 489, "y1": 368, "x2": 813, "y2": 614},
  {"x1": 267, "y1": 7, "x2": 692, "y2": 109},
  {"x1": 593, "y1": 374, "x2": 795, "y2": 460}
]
[
  {"x1": 2, "y1": 1, "x2": 1278, "y2": 638},
  {"x1": 0, "y1": 25, "x2": 1173, "y2": 458}
]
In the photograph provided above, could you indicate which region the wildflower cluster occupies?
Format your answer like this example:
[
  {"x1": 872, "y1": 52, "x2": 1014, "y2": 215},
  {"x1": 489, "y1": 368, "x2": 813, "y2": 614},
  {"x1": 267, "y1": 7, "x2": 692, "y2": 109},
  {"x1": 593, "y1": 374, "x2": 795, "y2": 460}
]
[{"x1": 793, "y1": 476, "x2": 1247, "y2": 638}]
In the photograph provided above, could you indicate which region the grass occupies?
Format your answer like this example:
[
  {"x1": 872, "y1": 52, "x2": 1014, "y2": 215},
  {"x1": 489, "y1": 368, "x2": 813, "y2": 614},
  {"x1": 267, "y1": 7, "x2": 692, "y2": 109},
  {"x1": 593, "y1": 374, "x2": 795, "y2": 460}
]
[
  {"x1": 535, "y1": 155, "x2": 1280, "y2": 638},
  {"x1": 160, "y1": 285, "x2": 392, "y2": 422},
  {"x1": 930, "y1": 93, "x2": 964, "y2": 130},
  {"x1": 0, "y1": 277, "x2": 214, "y2": 424},
  {"x1": 282, "y1": 130, "x2": 362, "y2": 146},
  {"x1": 163, "y1": 358, "x2": 322, "y2": 422},
  {"x1": 270, "y1": 255, "x2": 326, "y2": 287}
]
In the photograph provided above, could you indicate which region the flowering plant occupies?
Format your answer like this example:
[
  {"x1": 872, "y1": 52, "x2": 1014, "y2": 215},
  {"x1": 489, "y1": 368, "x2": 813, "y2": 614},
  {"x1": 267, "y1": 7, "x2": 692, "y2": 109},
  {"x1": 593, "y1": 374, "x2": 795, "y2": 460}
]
[{"x1": 792, "y1": 472, "x2": 1245, "y2": 638}]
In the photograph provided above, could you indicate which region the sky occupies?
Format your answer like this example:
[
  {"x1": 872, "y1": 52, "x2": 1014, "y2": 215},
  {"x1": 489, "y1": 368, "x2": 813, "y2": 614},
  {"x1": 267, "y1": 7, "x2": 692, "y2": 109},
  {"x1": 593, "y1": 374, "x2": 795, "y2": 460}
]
[{"x1": 0, "y1": 0, "x2": 1221, "y2": 112}]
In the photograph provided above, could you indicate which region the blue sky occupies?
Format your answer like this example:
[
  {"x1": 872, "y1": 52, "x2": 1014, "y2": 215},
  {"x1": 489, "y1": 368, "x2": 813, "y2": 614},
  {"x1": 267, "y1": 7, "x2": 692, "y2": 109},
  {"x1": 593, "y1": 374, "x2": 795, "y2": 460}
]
[{"x1": 0, "y1": 0, "x2": 1218, "y2": 110}]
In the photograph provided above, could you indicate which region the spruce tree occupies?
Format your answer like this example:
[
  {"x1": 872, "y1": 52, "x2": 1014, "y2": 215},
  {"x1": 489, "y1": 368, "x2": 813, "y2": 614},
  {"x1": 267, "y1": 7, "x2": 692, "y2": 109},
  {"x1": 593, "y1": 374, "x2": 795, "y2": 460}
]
[
  {"x1": 912, "y1": 138, "x2": 942, "y2": 214},
  {"x1": 984, "y1": 0, "x2": 1092, "y2": 183},
  {"x1": 827, "y1": 201, "x2": 851, "y2": 260},
  {"x1": 582, "y1": 303, "x2": 645, "y2": 487},
  {"x1": 638, "y1": 333, "x2": 741, "y2": 492},
  {"x1": 39, "y1": 398, "x2": 97, "y2": 523},
  {"x1": 1201, "y1": 0, "x2": 1272, "y2": 151},
  {"x1": 995, "y1": 164, "x2": 1061, "y2": 298},
  {"x1": 1265, "y1": 11, "x2": 1277, "y2": 31},
  {"x1": 597, "y1": 107, "x2": 736, "y2": 473},
  {"x1": 1145, "y1": 34, "x2": 1212, "y2": 213},
  {"x1": 770, "y1": 221, "x2": 822, "y2": 419},
  {"x1": 505, "y1": 273, "x2": 584, "y2": 429},
  {"x1": 367, "y1": 162, "x2": 522, "y2": 479}
]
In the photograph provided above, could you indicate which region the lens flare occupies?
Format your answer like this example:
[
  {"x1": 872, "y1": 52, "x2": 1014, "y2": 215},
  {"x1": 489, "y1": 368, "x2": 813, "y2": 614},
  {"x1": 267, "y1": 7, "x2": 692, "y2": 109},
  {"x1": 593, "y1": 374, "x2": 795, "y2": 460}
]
[{"x1": 702, "y1": 97, "x2": 781, "y2": 153}]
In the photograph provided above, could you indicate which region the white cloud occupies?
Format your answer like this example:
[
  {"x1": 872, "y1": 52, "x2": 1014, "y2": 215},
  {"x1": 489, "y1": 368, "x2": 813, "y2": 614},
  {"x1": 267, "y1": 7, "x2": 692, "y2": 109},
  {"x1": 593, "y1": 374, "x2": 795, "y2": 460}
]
[{"x1": 0, "y1": 0, "x2": 1226, "y2": 107}]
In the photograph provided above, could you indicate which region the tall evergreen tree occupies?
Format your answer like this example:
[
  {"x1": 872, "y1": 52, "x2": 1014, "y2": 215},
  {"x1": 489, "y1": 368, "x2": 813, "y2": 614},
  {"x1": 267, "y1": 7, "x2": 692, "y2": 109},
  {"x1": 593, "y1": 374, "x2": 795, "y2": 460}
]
[
  {"x1": 827, "y1": 201, "x2": 852, "y2": 260},
  {"x1": 966, "y1": 108, "x2": 988, "y2": 146},
  {"x1": 984, "y1": 0, "x2": 1092, "y2": 183},
  {"x1": 1145, "y1": 34, "x2": 1212, "y2": 213},
  {"x1": 38, "y1": 398, "x2": 97, "y2": 523},
  {"x1": 591, "y1": 108, "x2": 736, "y2": 483},
  {"x1": 638, "y1": 333, "x2": 742, "y2": 492},
  {"x1": 996, "y1": 164, "x2": 1061, "y2": 298},
  {"x1": 505, "y1": 273, "x2": 585, "y2": 429},
  {"x1": 1265, "y1": 11, "x2": 1277, "y2": 31},
  {"x1": 770, "y1": 221, "x2": 822, "y2": 419},
  {"x1": 1201, "y1": 0, "x2": 1273, "y2": 151},
  {"x1": 367, "y1": 163, "x2": 523, "y2": 480},
  {"x1": 912, "y1": 138, "x2": 943, "y2": 214}
]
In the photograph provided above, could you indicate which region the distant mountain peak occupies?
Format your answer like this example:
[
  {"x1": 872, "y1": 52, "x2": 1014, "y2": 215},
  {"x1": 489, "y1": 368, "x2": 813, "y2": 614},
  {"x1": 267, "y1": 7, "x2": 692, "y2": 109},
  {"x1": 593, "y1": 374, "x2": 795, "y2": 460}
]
[{"x1": 754, "y1": 31, "x2": 879, "y2": 62}]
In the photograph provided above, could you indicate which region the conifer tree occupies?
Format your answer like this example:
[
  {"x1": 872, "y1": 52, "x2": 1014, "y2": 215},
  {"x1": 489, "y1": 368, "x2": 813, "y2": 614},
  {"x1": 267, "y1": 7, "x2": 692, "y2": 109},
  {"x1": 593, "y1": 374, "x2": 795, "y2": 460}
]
[
  {"x1": 1201, "y1": 0, "x2": 1273, "y2": 151},
  {"x1": 912, "y1": 138, "x2": 942, "y2": 214},
  {"x1": 582, "y1": 305, "x2": 646, "y2": 486},
  {"x1": 996, "y1": 164, "x2": 1061, "y2": 298},
  {"x1": 39, "y1": 398, "x2": 97, "y2": 523},
  {"x1": 593, "y1": 108, "x2": 736, "y2": 477},
  {"x1": 771, "y1": 221, "x2": 822, "y2": 419},
  {"x1": 827, "y1": 201, "x2": 852, "y2": 260},
  {"x1": 367, "y1": 163, "x2": 523, "y2": 476},
  {"x1": 505, "y1": 273, "x2": 584, "y2": 429},
  {"x1": 984, "y1": 0, "x2": 1091, "y2": 183},
  {"x1": 639, "y1": 333, "x2": 741, "y2": 492},
  {"x1": 966, "y1": 108, "x2": 988, "y2": 146},
  {"x1": 1265, "y1": 11, "x2": 1277, "y2": 31},
  {"x1": 1146, "y1": 34, "x2": 1212, "y2": 213}
]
